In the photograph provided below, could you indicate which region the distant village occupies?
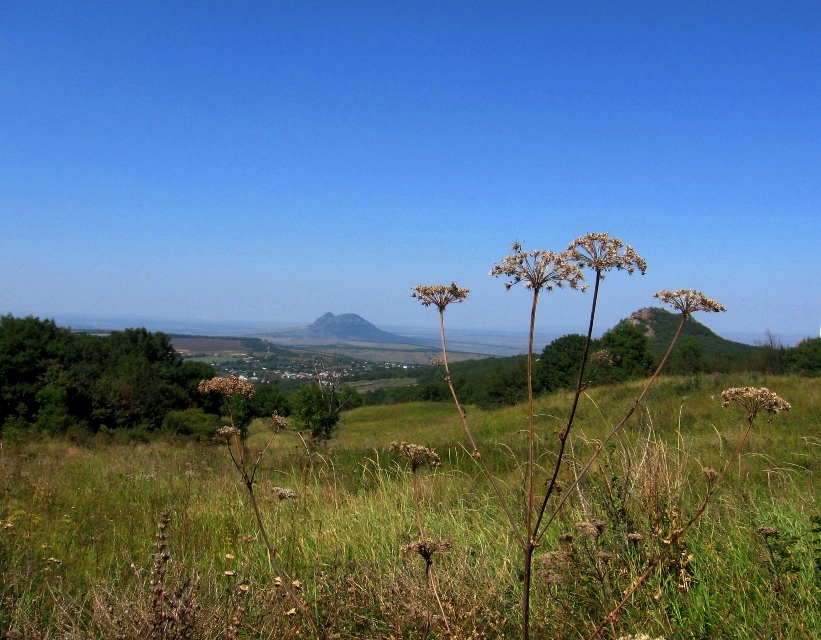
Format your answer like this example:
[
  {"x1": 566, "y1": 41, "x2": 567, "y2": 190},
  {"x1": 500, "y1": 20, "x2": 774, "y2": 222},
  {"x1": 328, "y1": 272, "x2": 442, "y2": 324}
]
[{"x1": 195, "y1": 352, "x2": 416, "y2": 384}]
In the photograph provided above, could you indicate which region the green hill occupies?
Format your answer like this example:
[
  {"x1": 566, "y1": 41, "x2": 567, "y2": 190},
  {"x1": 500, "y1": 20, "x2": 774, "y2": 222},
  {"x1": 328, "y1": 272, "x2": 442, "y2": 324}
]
[{"x1": 620, "y1": 307, "x2": 757, "y2": 356}]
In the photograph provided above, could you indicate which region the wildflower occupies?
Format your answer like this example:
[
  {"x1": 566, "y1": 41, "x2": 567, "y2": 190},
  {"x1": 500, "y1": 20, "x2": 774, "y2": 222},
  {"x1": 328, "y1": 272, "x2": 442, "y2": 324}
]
[
  {"x1": 390, "y1": 442, "x2": 442, "y2": 471},
  {"x1": 401, "y1": 538, "x2": 452, "y2": 562},
  {"x1": 721, "y1": 387, "x2": 791, "y2": 420},
  {"x1": 198, "y1": 375, "x2": 255, "y2": 399},
  {"x1": 756, "y1": 526, "x2": 780, "y2": 538},
  {"x1": 411, "y1": 283, "x2": 469, "y2": 311},
  {"x1": 541, "y1": 570, "x2": 564, "y2": 586},
  {"x1": 490, "y1": 242, "x2": 584, "y2": 292},
  {"x1": 540, "y1": 551, "x2": 572, "y2": 571},
  {"x1": 627, "y1": 532, "x2": 644, "y2": 544},
  {"x1": 653, "y1": 289, "x2": 727, "y2": 317},
  {"x1": 272, "y1": 487, "x2": 296, "y2": 501},
  {"x1": 575, "y1": 521, "x2": 604, "y2": 538},
  {"x1": 271, "y1": 412, "x2": 289, "y2": 431},
  {"x1": 702, "y1": 468, "x2": 720, "y2": 483},
  {"x1": 590, "y1": 349, "x2": 614, "y2": 366},
  {"x1": 216, "y1": 426, "x2": 241, "y2": 440},
  {"x1": 567, "y1": 232, "x2": 647, "y2": 277}
]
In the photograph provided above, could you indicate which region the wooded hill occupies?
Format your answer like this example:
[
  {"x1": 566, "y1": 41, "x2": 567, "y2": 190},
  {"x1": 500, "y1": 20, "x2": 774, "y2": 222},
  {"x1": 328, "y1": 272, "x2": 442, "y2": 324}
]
[{"x1": 623, "y1": 307, "x2": 757, "y2": 356}]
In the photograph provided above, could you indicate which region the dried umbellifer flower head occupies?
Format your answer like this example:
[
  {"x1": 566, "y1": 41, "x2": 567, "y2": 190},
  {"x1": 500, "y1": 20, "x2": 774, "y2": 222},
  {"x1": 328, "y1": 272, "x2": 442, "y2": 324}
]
[
  {"x1": 566, "y1": 232, "x2": 647, "y2": 277},
  {"x1": 653, "y1": 289, "x2": 727, "y2": 317},
  {"x1": 490, "y1": 242, "x2": 585, "y2": 292},
  {"x1": 272, "y1": 487, "x2": 296, "y2": 501},
  {"x1": 198, "y1": 375, "x2": 256, "y2": 399},
  {"x1": 756, "y1": 526, "x2": 780, "y2": 538},
  {"x1": 390, "y1": 441, "x2": 442, "y2": 471},
  {"x1": 589, "y1": 349, "x2": 614, "y2": 366},
  {"x1": 411, "y1": 282, "x2": 469, "y2": 312},
  {"x1": 216, "y1": 426, "x2": 241, "y2": 440},
  {"x1": 401, "y1": 538, "x2": 452, "y2": 562},
  {"x1": 575, "y1": 521, "x2": 604, "y2": 538},
  {"x1": 721, "y1": 387, "x2": 791, "y2": 419},
  {"x1": 271, "y1": 412, "x2": 289, "y2": 431}
]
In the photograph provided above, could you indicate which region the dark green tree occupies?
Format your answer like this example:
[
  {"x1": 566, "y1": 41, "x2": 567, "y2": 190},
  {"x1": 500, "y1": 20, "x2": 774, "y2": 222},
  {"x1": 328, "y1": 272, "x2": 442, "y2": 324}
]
[
  {"x1": 535, "y1": 334, "x2": 587, "y2": 392},
  {"x1": 251, "y1": 384, "x2": 291, "y2": 418},
  {"x1": 669, "y1": 338, "x2": 707, "y2": 375},
  {"x1": 291, "y1": 383, "x2": 340, "y2": 440},
  {"x1": 784, "y1": 337, "x2": 821, "y2": 376},
  {"x1": 596, "y1": 323, "x2": 655, "y2": 383}
]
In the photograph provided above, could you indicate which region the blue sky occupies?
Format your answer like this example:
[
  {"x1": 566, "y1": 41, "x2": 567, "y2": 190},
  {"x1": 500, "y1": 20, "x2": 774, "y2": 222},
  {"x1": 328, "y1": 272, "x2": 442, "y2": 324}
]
[{"x1": 1, "y1": 2, "x2": 819, "y2": 345}]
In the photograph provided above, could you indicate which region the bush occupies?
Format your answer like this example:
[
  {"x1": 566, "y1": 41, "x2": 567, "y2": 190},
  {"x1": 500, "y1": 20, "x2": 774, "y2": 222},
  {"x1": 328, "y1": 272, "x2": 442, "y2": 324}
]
[{"x1": 162, "y1": 408, "x2": 222, "y2": 441}]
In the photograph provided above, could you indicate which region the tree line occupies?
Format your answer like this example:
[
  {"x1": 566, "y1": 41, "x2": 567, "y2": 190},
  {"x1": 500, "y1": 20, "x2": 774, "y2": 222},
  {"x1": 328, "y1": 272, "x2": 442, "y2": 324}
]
[
  {"x1": 358, "y1": 323, "x2": 821, "y2": 410},
  {"x1": 0, "y1": 315, "x2": 351, "y2": 442},
  {"x1": 2, "y1": 314, "x2": 818, "y2": 441}
]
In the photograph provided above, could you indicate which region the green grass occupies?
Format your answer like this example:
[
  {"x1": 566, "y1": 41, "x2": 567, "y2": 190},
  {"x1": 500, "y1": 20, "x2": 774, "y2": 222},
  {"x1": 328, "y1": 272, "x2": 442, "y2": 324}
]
[{"x1": 1, "y1": 373, "x2": 819, "y2": 638}]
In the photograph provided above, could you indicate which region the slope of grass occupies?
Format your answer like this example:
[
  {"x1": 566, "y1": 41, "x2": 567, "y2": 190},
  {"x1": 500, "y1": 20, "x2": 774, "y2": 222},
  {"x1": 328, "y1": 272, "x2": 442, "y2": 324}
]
[{"x1": 1, "y1": 374, "x2": 819, "y2": 638}]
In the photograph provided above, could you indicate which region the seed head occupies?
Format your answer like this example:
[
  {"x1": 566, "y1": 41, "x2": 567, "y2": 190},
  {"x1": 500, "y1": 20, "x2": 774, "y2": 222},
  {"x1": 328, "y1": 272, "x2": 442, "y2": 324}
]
[
  {"x1": 216, "y1": 426, "x2": 241, "y2": 440},
  {"x1": 272, "y1": 487, "x2": 296, "y2": 501},
  {"x1": 400, "y1": 538, "x2": 452, "y2": 561},
  {"x1": 567, "y1": 232, "x2": 647, "y2": 277},
  {"x1": 390, "y1": 442, "x2": 442, "y2": 471},
  {"x1": 540, "y1": 550, "x2": 572, "y2": 570},
  {"x1": 756, "y1": 526, "x2": 780, "y2": 538},
  {"x1": 411, "y1": 282, "x2": 469, "y2": 312},
  {"x1": 198, "y1": 376, "x2": 256, "y2": 399},
  {"x1": 590, "y1": 349, "x2": 614, "y2": 366},
  {"x1": 575, "y1": 520, "x2": 605, "y2": 538},
  {"x1": 271, "y1": 412, "x2": 289, "y2": 431},
  {"x1": 702, "y1": 468, "x2": 720, "y2": 483},
  {"x1": 653, "y1": 289, "x2": 727, "y2": 317},
  {"x1": 721, "y1": 387, "x2": 791, "y2": 420},
  {"x1": 490, "y1": 242, "x2": 585, "y2": 292}
]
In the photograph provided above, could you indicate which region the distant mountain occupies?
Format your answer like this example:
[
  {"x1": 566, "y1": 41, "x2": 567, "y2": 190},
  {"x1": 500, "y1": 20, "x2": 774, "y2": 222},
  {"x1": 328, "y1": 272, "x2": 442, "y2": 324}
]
[
  {"x1": 621, "y1": 307, "x2": 757, "y2": 356},
  {"x1": 267, "y1": 312, "x2": 427, "y2": 345}
]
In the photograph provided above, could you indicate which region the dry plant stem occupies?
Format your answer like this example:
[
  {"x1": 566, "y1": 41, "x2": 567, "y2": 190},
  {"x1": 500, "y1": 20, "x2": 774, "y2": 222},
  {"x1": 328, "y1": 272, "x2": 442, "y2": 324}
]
[
  {"x1": 437, "y1": 308, "x2": 526, "y2": 549},
  {"x1": 412, "y1": 472, "x2": 426, "y2": 540},
  {"x1": 411, "y1": 470, "x2": 452, "y2": 637},
  {"x1": 224, "y1": 431, "x2": 325, "y2": 640},
  {"x1": 537, "y1": 312, "x2": 687, "y2": 542},
  {"x1": 526, "y1": 290, "x2": 539, "y2": 539},
  {"x1": 586, "y1": 413, "x2": 757, "y2": 640},
  {"x1": 534, "y1": 269, "x2": 602, "y2": 537}
]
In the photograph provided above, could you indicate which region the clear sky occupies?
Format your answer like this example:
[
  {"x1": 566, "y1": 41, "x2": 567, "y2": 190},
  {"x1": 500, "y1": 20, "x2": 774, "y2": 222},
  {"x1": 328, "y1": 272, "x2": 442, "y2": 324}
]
[{"x1": 2, "y1": 2, "x2": 819, "y2": 345}]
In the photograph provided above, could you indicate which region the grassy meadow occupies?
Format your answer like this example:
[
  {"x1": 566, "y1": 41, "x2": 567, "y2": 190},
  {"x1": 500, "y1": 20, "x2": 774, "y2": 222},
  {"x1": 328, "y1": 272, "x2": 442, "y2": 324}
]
[{"x1": 1, "y1": 373, "x2": 819, "y2": 639}]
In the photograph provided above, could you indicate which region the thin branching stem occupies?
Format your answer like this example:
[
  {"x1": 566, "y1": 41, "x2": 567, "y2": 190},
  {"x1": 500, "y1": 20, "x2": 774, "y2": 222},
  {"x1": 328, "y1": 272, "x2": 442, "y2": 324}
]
[
  {"x1": 587, "y1": 412, "x2": 757, "y2": 640},
  {"x1": 536, "y1": 312, "x2": 687, "y2": 543},
  {"x1": 533, "y1": 269, "x2": 602, "y2": 537},
  {"x1": 409, "y1": 468, "x2": 452, "y2": 637},
  {"x1": 526, "y1": 290, "x2": 539, "y2": 538},
  {"x1": 221, "y1": 418, "x2": 325, "y2": 640},
  {"x1": 438, "y1": 308, "x2": 527, "y2": 550}
]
